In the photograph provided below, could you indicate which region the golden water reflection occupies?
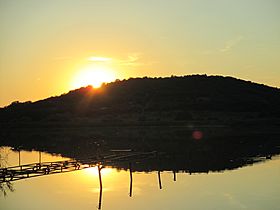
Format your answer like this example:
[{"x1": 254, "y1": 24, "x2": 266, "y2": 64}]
[{"x1": 1, "y1": 147, "x2": 280, "y2": 210}]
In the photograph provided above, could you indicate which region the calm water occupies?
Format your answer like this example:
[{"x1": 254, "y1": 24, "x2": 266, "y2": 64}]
[{"x1": 0, "y1": 147, "x2": 280, "y2": 210}]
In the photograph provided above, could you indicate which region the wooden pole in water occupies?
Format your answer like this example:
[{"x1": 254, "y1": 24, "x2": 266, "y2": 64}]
[
  {"x1": 39, "y1": 151, "x2": 42, "y2": 164},
  {"x1": 18, "y1": 150, "x2": 21, "y2": 166},
  {"x1": 173, "y1": 171, "x2": 176, "y2": 181},
  {"x1": 158, "y1": 171, "x2": 162, "y2": 190},
  {"x1": 129, "y1": 162, "x2": 133, "y2": 197},
  {"x1": 98, "y1": 164, "x2": 103, "y2": 210}
]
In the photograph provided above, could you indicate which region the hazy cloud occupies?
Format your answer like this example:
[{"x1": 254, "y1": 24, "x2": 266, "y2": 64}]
[
  {"x1": 220, "y1": 36, "x2": 243, "y2": 52},
  {"x1": 88, "y1": 56, "x2": 112, "y2": 62},
  {"x1": 87, "y1": 54, "x2": 140, "y2": 66},
  {"x1": 117, "y1": 54, "x2": 142, "y2": 66},
  {"x1": 201, "y1": 36, "x2": 244, "y2": 55},
  {"x1": 117, "y1": 53, "x2": 158, "y2": 67},
  {"x1": 223, "y1": 193, "x2": 247, "y2": 209},
  {"x1": 87, "y1": 53, "x2": 157, "y2": 67}
]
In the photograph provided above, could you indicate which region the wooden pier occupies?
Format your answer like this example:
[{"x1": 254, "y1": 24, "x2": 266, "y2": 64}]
[{"x1": 0, "y1": 151, "x2": 157, "y2": 183}]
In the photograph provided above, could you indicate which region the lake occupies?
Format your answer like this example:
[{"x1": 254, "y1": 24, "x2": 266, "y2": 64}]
[{"x1": 1, "y1": 146, "x2": 279, "y2": 210}]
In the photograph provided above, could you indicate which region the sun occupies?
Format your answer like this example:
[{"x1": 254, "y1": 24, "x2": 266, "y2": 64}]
[{"x1": 71, "y1": 66, "x2": 116, "y2": 89}]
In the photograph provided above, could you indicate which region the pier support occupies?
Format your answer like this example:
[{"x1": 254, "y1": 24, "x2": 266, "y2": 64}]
[
  {"x1": 173, "y1": 171, "x2": 176, "y2": 182},
  {"x1": 129, "y1": 163, "x2": 133, "y2": 197},
  {"x1": 158, "y1": 171, "x2": 162, "y2": 190},
  {"x1": 97, "y1": 164, "x2": 103, "y2": 210}
]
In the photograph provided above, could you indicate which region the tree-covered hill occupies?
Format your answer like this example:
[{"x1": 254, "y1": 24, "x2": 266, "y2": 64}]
[{"x1": 1, "y1": 75, "x2": 280, "y2": 126}]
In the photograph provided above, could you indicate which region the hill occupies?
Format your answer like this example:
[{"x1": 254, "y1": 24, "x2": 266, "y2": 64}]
[
  {"x1": 1, "y1": 75, "x2": 280, "y2": 127},
  {"x1": 1, "y1": 75, "x2": 280, "y2": 170}
]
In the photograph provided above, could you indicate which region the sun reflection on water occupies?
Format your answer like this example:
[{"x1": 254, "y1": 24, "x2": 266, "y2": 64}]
[{"x1": 84, "y1": 166, "x2": 113, "y2": 177}]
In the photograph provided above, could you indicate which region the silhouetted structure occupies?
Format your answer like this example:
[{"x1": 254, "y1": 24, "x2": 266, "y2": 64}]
[
  {"x1": 129, "y1": 162, "x2": 133, "y2": 197},
  {"x1": 173, "y1": 171, "x2": 176, "y2": 182},
  {"x1": 158, "y1": 171, "x2": 162, "y2": 190},
  {"x1": 0, "y1": 151, "x2": 157, "y2": 183},
  {"x1": 97, "y1": 164, "x2": 102, "y2": 210}
]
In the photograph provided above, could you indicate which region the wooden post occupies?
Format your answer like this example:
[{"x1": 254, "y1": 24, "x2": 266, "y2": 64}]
[
  {"x1": 157, "y1": 152, "x2": 162, "y2": 190},
  {"x1": 173, "y1": 170, "x2": 176, "y2": 181},
  {"x1": 129, "y1": 163, "x2": 133, "y2": 197},
  {"x1": 98, "y1": 164, "x2": 103, "y2": 210},
  {"x1": 158, "y1": 171, "x2": 162, "y2": 190},
  {"x1": 18, "y1": 150, "x2": 21, "y2": 166},
  {"x1": 39, "y1": 151, "x2": 42, "y2": 164}
]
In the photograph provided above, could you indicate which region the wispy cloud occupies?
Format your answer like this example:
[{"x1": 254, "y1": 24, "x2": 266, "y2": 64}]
[
  {"x1": 117, "y1": 53, "x2": 142, "y2": 66},
  {"x1": 86, "y1": 53, "x2": 157, "y2": 67},
  {"x1": 88, "y1": 56, "x2": 112, "y2": 62},
  {"x1": 220, "y1": 36, "x2": 243, "y2": 52},
  {"x1": 117, "y1": 53, "x2": 158, "y2": 66},
  {"x1": 223, "y1": 193, "x2": 247, "y2": 209},
  {"x1": 87, "y1": 53, "x2": 145, "y2": 66},
  {"x1": 202, "y1": 35, "x2": 244, "y2": 55}
]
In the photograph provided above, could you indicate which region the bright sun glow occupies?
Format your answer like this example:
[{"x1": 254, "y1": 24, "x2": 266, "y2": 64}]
[
  {"x1": 85, "y1": 166, "x2": 113, "y2": 177},
  {"x1": 71, "y1": 66, "x2": 116, "y2": 89}
]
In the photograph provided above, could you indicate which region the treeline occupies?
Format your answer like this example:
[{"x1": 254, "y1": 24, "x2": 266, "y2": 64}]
[{"x1": 1, "y1": 75, "x2": 280, "y2": 124}]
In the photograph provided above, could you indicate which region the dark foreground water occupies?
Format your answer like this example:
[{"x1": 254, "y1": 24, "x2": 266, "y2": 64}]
[{"x1": 1, "y1": 147, "x2": 279, "y2": 210}]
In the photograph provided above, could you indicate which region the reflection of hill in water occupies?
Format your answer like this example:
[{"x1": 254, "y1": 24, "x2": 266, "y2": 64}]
[{"x1": 1, "y1": 126, "x2": 280, "y2": 173}]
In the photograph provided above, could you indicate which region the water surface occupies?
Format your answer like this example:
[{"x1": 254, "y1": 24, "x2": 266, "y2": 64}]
[{"x1": 1, "y1": 147, "x2": 279, "y2": 210}]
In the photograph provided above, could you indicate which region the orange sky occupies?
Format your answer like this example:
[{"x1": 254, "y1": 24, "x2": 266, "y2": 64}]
[{"x1": 1, "y1": 0, "x2": 280, "y2": 107}]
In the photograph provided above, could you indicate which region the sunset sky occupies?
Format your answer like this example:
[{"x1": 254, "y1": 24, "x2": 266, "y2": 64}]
[{"x1": 0, "y1": 0, "x2": 279, "y2": 107}]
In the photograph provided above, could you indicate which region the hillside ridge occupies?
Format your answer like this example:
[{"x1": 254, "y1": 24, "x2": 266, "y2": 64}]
[{"x1": 1, "y1": 75, "x2": 280, "y2": 126}]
